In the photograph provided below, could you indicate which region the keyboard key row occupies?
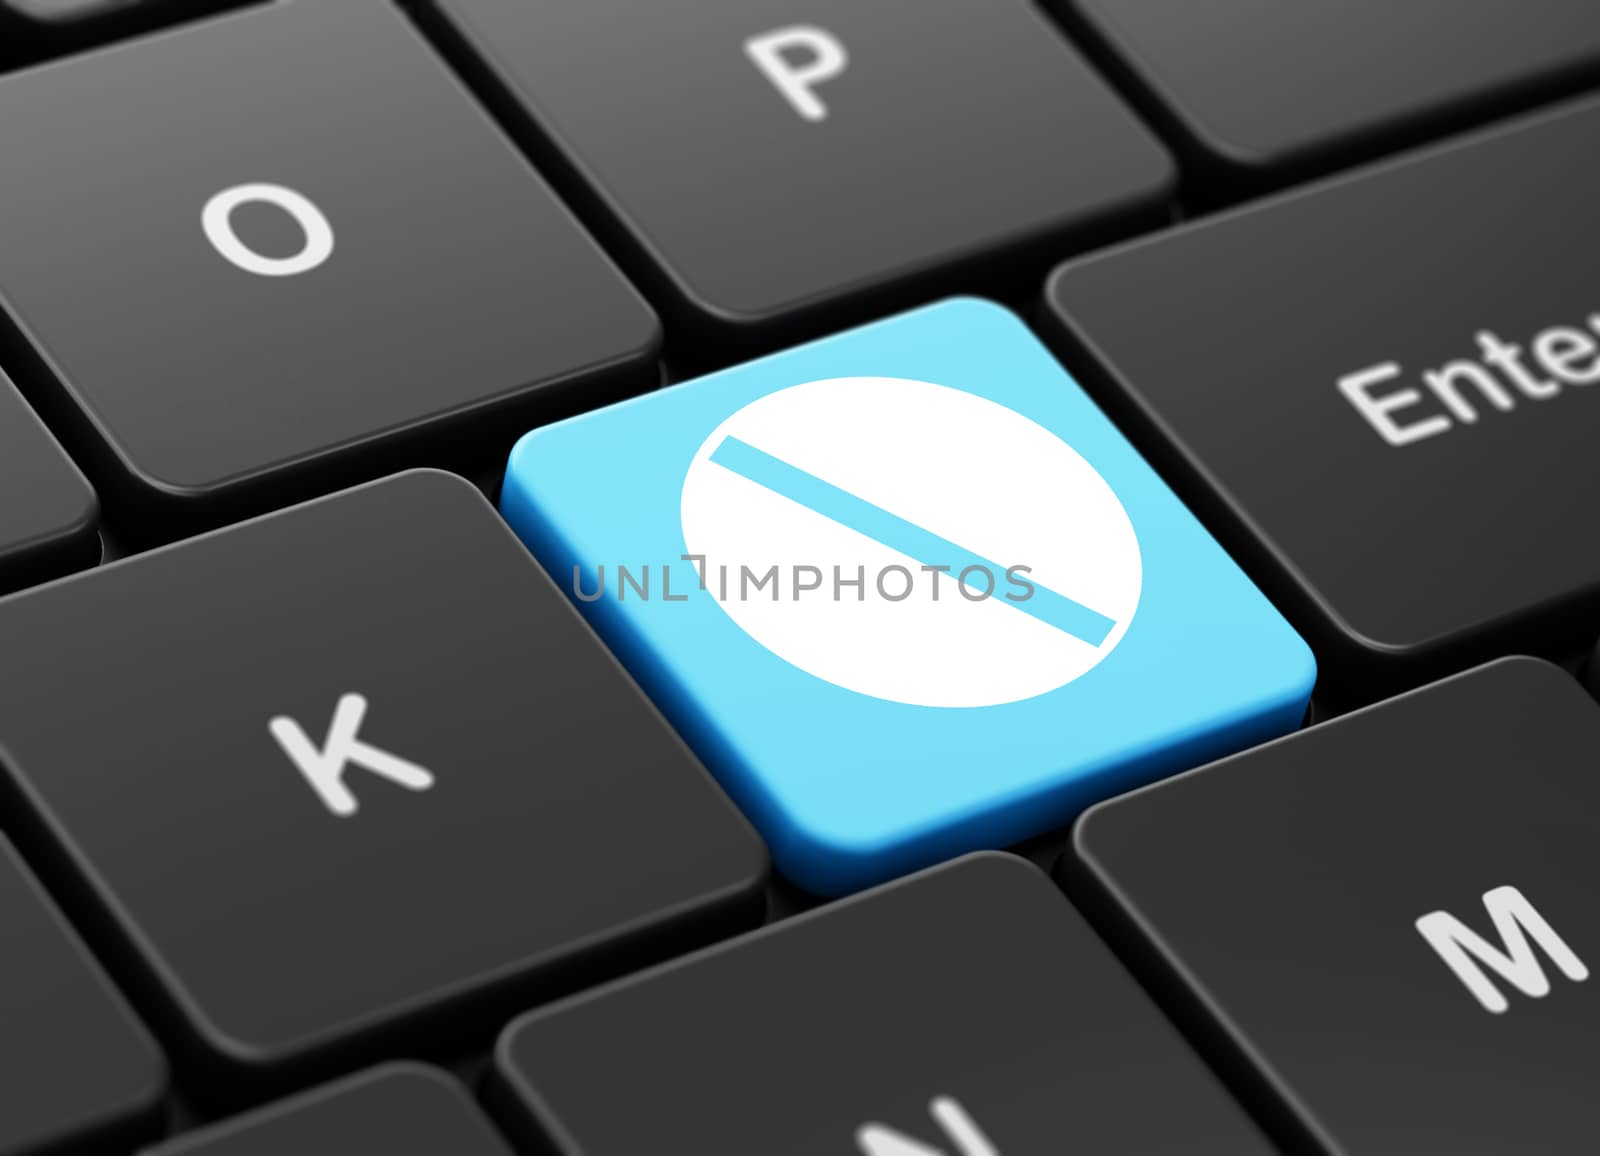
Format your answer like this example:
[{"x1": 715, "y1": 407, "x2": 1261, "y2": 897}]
[
  {"x1": 1, "y1": 458, "x2": 1596, "y2": 1149},
  {"x1": 3, "y1": 0, "x2": 1596, "y2": 620},
  {"x1": 11, "y1": 0, "x2": 1600, "y2": 210},
  {"x1": 488, "y1": 659, "x2": 1600, "y2": 1155},
  {"x1": 0, "y1": 0, "x2": 1184, "y2": 535}
]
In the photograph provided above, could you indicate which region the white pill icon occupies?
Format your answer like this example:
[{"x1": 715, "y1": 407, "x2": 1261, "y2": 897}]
[{"x1": 679, "y1": 377, "x2": 1141, "y2": 708}]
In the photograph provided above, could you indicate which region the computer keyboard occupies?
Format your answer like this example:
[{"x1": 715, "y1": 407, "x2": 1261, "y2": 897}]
[{"x1": 0, "y1": 1, "x2": 1596, "y2": 1153}]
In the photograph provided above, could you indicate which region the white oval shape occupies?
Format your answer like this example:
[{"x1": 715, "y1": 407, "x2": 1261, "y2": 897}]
[
  {"x1": 680, "y1": 377, "x2": 1141, "y2": 708},
  {"x1": 202, "y1": 183, "x2": 334, "y2": 278}
]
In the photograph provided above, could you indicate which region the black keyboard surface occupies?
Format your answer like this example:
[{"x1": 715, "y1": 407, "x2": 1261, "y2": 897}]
[{"x1": 0, "y1": 2, "x2": 1597, "y2": 1153}]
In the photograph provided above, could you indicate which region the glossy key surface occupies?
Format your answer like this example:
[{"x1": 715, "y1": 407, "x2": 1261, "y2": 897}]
[
  {"x1": 1048, "y1": 95, "x2": 1600, "y2": 694},
  {"x1": 433, "y1": 0, "x2": 1173, "y2": 346},
  {"x1": 0, "y1": 0, "x2": 657, "y2": 523},
  {"x1": 0, "y1": 470, "x2": 765, "y2": 1088},
  {"x1": 1070, "y1": 658, "x2": 1600, "y2": 1154},
  {"x1": 502, "y1": 299, "x2": 1313, "y2": 894}
]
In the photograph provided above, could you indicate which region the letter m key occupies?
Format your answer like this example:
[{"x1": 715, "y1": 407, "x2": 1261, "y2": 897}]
[
  {"x1": 269, "y1": 693, "x2": 436, "y2": 817},
  {"x1": 1416, "y1": 885, "x2": 1589, "y2": 1014}
]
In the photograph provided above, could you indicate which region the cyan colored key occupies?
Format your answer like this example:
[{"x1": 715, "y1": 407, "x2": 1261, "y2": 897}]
[{"x1": 502, "y1": 299, "x2": 1315, "y2": 894}]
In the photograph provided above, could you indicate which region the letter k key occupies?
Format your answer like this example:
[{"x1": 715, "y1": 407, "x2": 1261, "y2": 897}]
[{"x1": 269, "y1": 693, "x2": 436, "y2": 817}]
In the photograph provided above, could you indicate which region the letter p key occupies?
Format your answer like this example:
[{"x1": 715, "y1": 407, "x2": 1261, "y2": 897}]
[
  {"x1": 270, "y1": 693, "x2": 436, "y2": 817},
  {"x1": 744, "y1": 25, "x2": 848, "y2": 123}
]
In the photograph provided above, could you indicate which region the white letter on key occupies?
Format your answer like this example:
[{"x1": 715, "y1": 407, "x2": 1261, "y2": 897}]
[
  {"x1": 745, "y1": 25, "x2": 849, "y2": 123},
  {"x1": 269, "y1": 693, "x2": 435, "y2": 817}
]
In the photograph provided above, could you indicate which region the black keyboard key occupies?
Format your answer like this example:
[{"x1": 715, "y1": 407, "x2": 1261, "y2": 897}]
[
  {"x1": 0, "y1": 0, "x2": 657, "y2": 527},
  {"x1": 1069, "y1": 658, "x2": 1600, "y2": 1154},
  {"x1": 1046, "y1": 95, "x2": 1600, "y2": 698},
  {"x1": 1062, "y1": 0, "x2": 1600, "y2": 181},
  {"x1": 0, "y1": 470, "x2": 765, "y2": 1092},
  {"x1": 431, "y1": 0, "x2": 1173, "y2": 349},
  {"x1": 146, "y1": 1064, "x2": 511, "y2": 1156},
  {"x1": 493, "y1": 853, "x2": 1270, "y2": 1154},
  {"x1": 0, "y1": 368, "x2": 96, "y2": 592},
  {"x1": 0, "y1": 835, "x2": 165, "y2": 1154}
]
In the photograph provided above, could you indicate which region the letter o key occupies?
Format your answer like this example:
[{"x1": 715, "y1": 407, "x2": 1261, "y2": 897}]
[{"x1": 202, "y1": 183, "x2": 334, "y2": 277}]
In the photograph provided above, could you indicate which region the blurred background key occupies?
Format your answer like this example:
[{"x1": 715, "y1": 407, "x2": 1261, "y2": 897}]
[{"x1": 1058, "y1": 0, "x2": 1600, "y2": 191}]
